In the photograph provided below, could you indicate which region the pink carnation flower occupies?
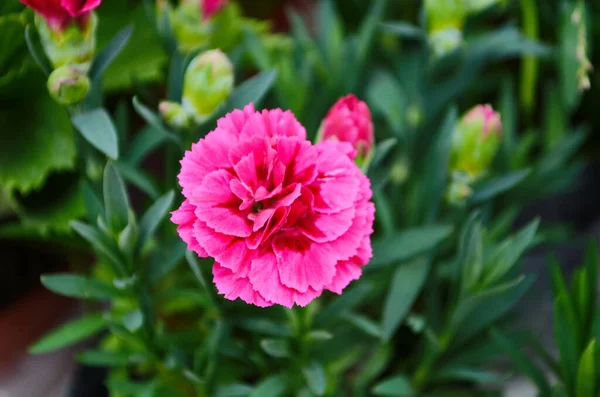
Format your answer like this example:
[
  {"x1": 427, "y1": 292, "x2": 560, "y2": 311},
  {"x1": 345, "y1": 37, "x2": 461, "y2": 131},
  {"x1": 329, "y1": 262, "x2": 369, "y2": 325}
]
[
  {"x1": 171, "y1": 104, "x2": 375, "y2": 308},
  {"x1": 320, "y1": 94, "x2": 374, "y2": 160},
  {"x1": 20, "y1": 0, "x2": 101, "y2": 30}
]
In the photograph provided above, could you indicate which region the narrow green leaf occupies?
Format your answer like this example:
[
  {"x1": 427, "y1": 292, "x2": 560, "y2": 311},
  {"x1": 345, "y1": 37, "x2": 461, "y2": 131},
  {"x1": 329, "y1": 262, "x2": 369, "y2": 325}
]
[
  {"x1": 137, "y1": 190, "x2": 174, "y2": 250},
  {"x1": 77, "y1": 350, "x2": 146, "y2": 367},
  {"x1": 236, "y1": 318, "x2": 293, "y2": 338},
  {"x1": 148, "y1": 239, "x2": 186, "y2": 284},
  {"x1": 355, "y1": 0, "x2": 387, "y2": 69},
  {"x1": 576, "y1": 340, "x2": 596, "y2": 397},
  {"x1": 369, "y1": 138, "x2": 398, "y2": 171},
  {"x1": 72, "y1": 109, "x2": 119, "y2": 159},
  {"x1": 370, "y1": 225, "x2": 453, "y2": 268},
  {"x1": 260, "y1": 339, "x2": 290, "y2": 358},
  {"x1": 29, "y1": 314, "x2": 107, "y2": 354},
  {"x1": 583, "y1": 241, "x2": 598, "y2": 339},
  {"x1": 131, "y1": 96, "x2": 181, "y2": 145},
  {"x1": 450, "y1": 275, "x2": 534, "y2": 347},
  {"x1": 482, "y1": 218, "x2": 539, "y2": 286},
  {"x1": 372, "y1": 375, "x2": 414, "y2": 396},
  {"x1": 81, "y1": 179, "x2": 104, "y2": 224},
  {"x1": 223, "y1": 69, "x2": 278, "y2": 113},
  {"x1": 125, "y1": 126, "x2": 171, "y2": 165},
  {"x1": 342, "y1": 313, "x2": 382, "y2": 338},
  {"x1": 434, "y1": 366, "x2": 505, "y2": 384},
  {"x1": 460, "y1": 214, "x2": 484, "y2": 295},
  {"x1": 470, "y1": 169, "x2": 531, "y2": 203},
  {"x1": 25, "y1": 25, "x2": 51, "y2": 75},
  {"x1": 70, "y1": 220, "x2": 125, "y2": 272},
  {"x1": 314, "y1": 283, "x2": 373, "y2": 327},
  {"x1": 305, "y1": 330, "x2": 333, "y2": 342},
  {"x1": 382, "y1": 258, "x2": 430, "y2": 340},
  {"x1": 302, "y1": 362, "x2": 326, "y2": 396},
  {"x1": 490, "y1": 329, "x2": 551, "y2": 394},
  {"x1": 117, "y1": 161, "x2": 160, "y2": 199},
  {"x1": 186, "y1": 251, "x2": 210, "y2": 292},
  {"x1": 103, "y1": 162, "x2": 130, "y2": 233},
  {"x1": 90, "y1": 26, "x2": 134, "y2": 81},
  {"x1": 555, "y1": 293, "x2": 580, "y2": 393},
  {"x1": 41, "y1": 273, "x2": 122, "y2": 300},
  {"x1": 249, "y1": 376, "x2": 286, "y2": 397},
  {"x1": 216, "y1": 384, "x2": 254, "y2": 397},
  {"x1": 381, "y1": 22, "x2": 425, "y2": 39}
]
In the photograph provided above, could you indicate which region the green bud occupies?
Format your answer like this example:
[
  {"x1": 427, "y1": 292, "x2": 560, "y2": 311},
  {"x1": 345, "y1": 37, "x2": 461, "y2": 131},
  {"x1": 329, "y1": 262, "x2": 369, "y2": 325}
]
[
  {"x1": 159, "y1": 101, "x2": 193, "y2": 130},
  {"x1": 169, "y1": 0, "x2": 210, "y2": 52},
  {"x1": 182, "y1": 49, "x2": 234, "y2": 123},
  {"x1": 446, "y1": 171, "x2": 473, "y2": 206},
  {"x1": 425, "y1": 0, "x2": 466, "y2": 56},
  {"x1": 36, "y1": 13, "x2": 97, "y2": 71},
  {"x1": 47, "y1": 65, "x2": 90, "y2": 106},
  {"x1": 450, "y1": 104, "x2": 502, "y2": 180}
]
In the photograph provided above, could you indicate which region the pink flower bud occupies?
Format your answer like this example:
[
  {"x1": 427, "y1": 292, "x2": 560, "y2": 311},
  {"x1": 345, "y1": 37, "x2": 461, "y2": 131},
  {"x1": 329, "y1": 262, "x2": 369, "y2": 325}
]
[
  {"x1": 201, "y1": 0, "x2": 227, "y2": 20},
  {"x1": 20, "y1": 0, "x2": 101, "y2": 30},
  {"x1": 319, "y1": 95, "x2": 374, "y2": 163},
  {"x1": 462, "y1": 104, "x2": 502, "y2": 138}
]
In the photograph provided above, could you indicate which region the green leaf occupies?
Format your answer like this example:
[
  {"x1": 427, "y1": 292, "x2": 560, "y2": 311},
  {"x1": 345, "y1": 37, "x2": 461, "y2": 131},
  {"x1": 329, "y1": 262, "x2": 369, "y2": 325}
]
[
  {"x1": 554, "y1": 293, "x2": 580, "y2": 392},
  {"x1": 41, "y1": 273, "x2": 122, "y2": 300},
  {"x1": 185, "y1": 251, "x2": 210, "y2": 292},
  {"x1": 305, "y1": 330, "x2": 333, "y2": 342},
  {"x1": 137, "y1": 190, "x2": 174, "y2": 250},
  {"x1": 314, "y1": 283, "x2": 373, "y2": 327},
  {"x1": 370, "y1": 225, "x2": 453, "y2": 268},
  {"x1": 482, "y1": 219, "x2": 539, "y2": 286},
  {"x1": 90, "y1": 25, "x2": 134, "y2": 81},
  {"x1": 77, "y1": 350, "x2": 146, "y2": 367},
  {"x1": 372, "y1": 375, "x2": 414, "y2": 396},
  {"x1": 470, "y1": 169, "x2": 531, "y2": 204},
  {"x1": 490, "y1": 329, "x2": 551, "y2": 394},
  {"x1": 382, "y1": 257, "x2": 430, "y2": 340},
  {"x1": 81, "y1": 179, "x2": 104, "y2": 224},
  {"x1": 354, "y1": 0, "x2": 387, "y2": 73},
  {"x1": 123, "y1": 309, "x2": 144, "y2": 332},
  {"x1": 583, "y1": 241, "x2": 598, "y2": 339},
  {"x1": 72, "y1": 109, "x2": 119, "y2": 160},
  {"x1": 342, "y1": 313, "x2": 382, "y2": 338},
  {"x1": 236, "y1": 318, "x2": 293, "y2": 338},
  {"x1": 459, "y1": 213, "x2": 484, "y2": 295},
  {"x1": 450, "y1": 275, "x2": 534, "y2": 347},
  {"x1": 24, "y1": 25, "x2": 51, "y2": 75},
  {"x1": 369, "y1": 138, "x2": 398, "y2": 171},
  {"x1": 0, "y1": 78, "x2": 76, "y2": 193},
  {"x1": 434, "y1": 366, "x2": 505, "y2": 384},
  {"x1": 316, "y1": 0, "x2": 343, "y2": 75},
  {"x1": 559, "y1": 2, "x2": 584, "y2": 110},
  {"x1": 302, "y1": 362, "x2": 326, "y2": 396},
  {"x1": 116, "y1": 161, "x2": 160, "y2": 199},
  {"x1": 249, "y1": 376, "x2": 287, "y2": 397},
  {"x1": 96, "y1": 2, "x2": 167, "y2": 91},
  {"x1": 148, "y1": 239, "x2": 186, "y2": 284},
  {"x1": 367, "y1": 72, "x2": 406, "y2": 135},
  {"x1": 103, "y1": 162, "x2": 130, "y2": 233},
  {"x1": 29, "y1": 314, "x2": 107, "y2": 354},
  {"x1": 125, "y1": 126, "x2": 172, "y2": 165},
  {"x1": 131, "y1": 97, "x2": 181, "y2": 147},
  {"x1": 216, "y1": 384, "x2": 254, "y2": 397},
  {"x1": 260, "y1": 339, "x2": 290, "y2": 358},
  {"x1": 381, "y1": 22, "x2": 425, "y2": 39},
  {"x1": 70, "y1": 220, "x2": 125, "y2": 273},
  {"x1": 223, "y1": 69, "x2": 278, "y2": 113},
  {"x1": 576, "y1": 340, "x2": 596, "y2": 397}
]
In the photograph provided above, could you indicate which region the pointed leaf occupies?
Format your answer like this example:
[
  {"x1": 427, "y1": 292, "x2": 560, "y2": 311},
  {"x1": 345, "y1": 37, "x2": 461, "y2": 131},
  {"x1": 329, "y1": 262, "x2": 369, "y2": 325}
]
[
  {"x1": 90, "y1": 26, "x2": 134, "y2": 81},
  {"x1": 382, "y1": 257, "x2": 430, "y2": 340},
  {"x1": 370, "y1": 225, "x2": 453, "y2": 269},
  {"x1": 260, "y1": 339, "x2": 290, "y2": 358},
  {"x1": 372, "y1": 375, "x2": 414, "y2": 396},
  {"x1": 137, "y1": 190, "x2": 174, "y2": 250},
  {"x1": 302, "y1": 362, "x2": 326, "y2": 396},
  {"x1": 103, "y1": 162, "x2": 130, "y2": 233},
  {"x1": 249, "y1": 376, "x2": 287, "y2": 397},
  {"x1": 576, "y1": 340, "x2": 596, "y2": 397},
  {"x1": 470, "y1": 169, "x2": 531, "y2": 203},
  {"x1": 29, "y1": 314, "x2": 107, "y2": 354},
  {"x1": 72, "y1": 109, "x2": 119, "y2": 159},
  {"x1": 25, "y1": 25, "x2": 51, "y2": 75},
  {"x1": 224, "y1": 69, "x2": 277, "y2": 113},
  {"x1": 70, "y1": 220, "x2": 125, "y2": 273},
  {"x1": 41, "y1": 273, "x2": 122, "y2": 300}
]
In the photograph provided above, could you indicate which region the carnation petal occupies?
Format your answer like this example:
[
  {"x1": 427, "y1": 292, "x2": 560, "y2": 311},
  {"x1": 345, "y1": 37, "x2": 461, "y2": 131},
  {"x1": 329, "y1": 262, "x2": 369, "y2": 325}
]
[
  {"x1": 273, "y1": 234, "x2": 336, "y2": 293},
  {"x1": 171, "y1": 200, "x2": 208, "y2": 257},
  {"x1": 213, "y1": 264, "x2": 271, "y2": 307},
  {"x1": 325, "y1": 258, "x2": 363, "y2": 295}
]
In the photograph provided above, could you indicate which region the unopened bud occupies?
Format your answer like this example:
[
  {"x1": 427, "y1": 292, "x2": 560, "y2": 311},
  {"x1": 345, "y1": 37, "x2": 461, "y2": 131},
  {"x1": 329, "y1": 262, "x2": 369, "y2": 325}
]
[
  {"x1": 36, "y1": 12, "x2": 97, "y2": 71},
  {"x1": 425, "y1": 0, "x2": 466, "y2": 56},
  {"x1": 317, "y1": 94, "x2": 375, "y2": 168},
  {"x1": 47, "y1": 65, "x2": 90, "y2": 105},
  {"x1": 182, "y1": 49, "x2": 234, "y2": 123},
  {"x1": 159, "y1": 101, "x2": 193, "y2": 130},
  {"x1": 450, "y1": 104, "x2": 502, "y2": 179}
]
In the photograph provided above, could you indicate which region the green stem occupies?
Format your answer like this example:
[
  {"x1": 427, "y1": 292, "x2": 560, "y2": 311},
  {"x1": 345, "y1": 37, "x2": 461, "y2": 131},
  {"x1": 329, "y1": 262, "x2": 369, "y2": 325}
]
[{"x1": 520, "y1": 0, "x2": 539, "y2": 119}]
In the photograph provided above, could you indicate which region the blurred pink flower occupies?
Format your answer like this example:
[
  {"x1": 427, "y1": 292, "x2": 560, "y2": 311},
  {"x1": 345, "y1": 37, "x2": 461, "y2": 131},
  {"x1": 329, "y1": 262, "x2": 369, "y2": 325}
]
[
  {"x1": 320, "y1": 94, "x2": 374, "y2": 161},
  {"x1": 463, "y1": 104, "x2": 502, "y2": 138},
  {"x1": 20, "y1": 0, "x2": 101, "y2": 30},
  {"x1": 171, "y1": 104, "x2": 375, "y2": 308},
  {"x1": 202, "y1": 0, "x2": 227, "y2": 20}
]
